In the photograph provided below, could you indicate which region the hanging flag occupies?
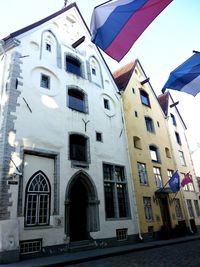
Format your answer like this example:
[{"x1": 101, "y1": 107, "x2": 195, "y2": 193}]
[
  {"x1": 162, "y1": 52, "x2": 200, "y2": 96},
  {"x1": 90, "y1": 0, "x2": 173, "y2": 62},
  {"x1": 181, "y1": 173, "x2": 192, "y2": 187},
  {"x1": 168, "y1": 170, "x2": 180, "y2": 193}
]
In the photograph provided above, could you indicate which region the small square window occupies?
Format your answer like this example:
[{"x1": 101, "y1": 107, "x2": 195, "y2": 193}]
[
  {"x1": 104, "y1": 98, "x2": 110, "y2": 110},
  {"x1": 40, "y1": 74, "x2": 50, "y2": 89},
  {"x1": 135, "y1": 111, "x2": 138, "y2": 117},
  {"x1": 92, "y1": 68, "x2": 96, "y2": 75},
  {"x1": 157, "y1": 121, "x2": 160, "y2": 127},
  {"x1": 96, "y1": 132, "x2": 102, "y2": 142},
  {"x1": 132, "y1": 88, "x2": 135, "y2": 94},
  {"x1": 46, "y1": 43, "x2": 51, "y2": 52}
]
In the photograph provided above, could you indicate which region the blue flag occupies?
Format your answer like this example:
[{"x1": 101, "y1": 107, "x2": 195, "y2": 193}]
[
  {"x1": 162, "y1": 52, "x2": 200, "y2": 96},
  {"x1": 169, "y1": 171, "x2": 180, "y2": 193}
]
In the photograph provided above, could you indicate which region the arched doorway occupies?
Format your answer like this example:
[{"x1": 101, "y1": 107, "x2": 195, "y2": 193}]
[
  {"x1": 65, "y1": 171, "x2": 100, "y2": 242},
  {"x1": 69, "y1": 179, "x2": 88, "y2": 241}
]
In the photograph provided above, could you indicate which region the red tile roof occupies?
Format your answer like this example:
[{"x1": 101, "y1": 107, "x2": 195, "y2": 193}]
[
  {"x1": 157, "y1": 92, "x2": 169, "y2": 116},
  {"x1": 112, "y1": 61, "x2": 136, "y2": 91}
]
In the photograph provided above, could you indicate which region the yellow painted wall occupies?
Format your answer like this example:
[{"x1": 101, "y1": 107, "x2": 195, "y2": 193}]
[{"x1": 122, "y1": 62, "x2": 185, "y2": 235}]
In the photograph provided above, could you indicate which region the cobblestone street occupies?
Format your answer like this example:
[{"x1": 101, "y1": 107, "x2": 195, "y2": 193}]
[{"x1": 67, "y1": 240, "x2": 200, "y2": 267}]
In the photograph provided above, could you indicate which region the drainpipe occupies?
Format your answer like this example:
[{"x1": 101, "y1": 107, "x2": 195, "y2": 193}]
[{"x1": 119, "y1": 94, "x2": 143, "y2": 241}]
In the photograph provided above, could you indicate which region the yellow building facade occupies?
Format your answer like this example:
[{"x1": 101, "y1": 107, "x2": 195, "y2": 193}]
[{"x1": 113, "y1": 60, "x2": 199, "y2": 240}]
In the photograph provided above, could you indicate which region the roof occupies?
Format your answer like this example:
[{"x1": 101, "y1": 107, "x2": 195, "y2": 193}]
[
  {"x1": 3, "y1": 3, "x2": 87, "y2": 42},
  {"x1": 157, "y1": 92, "x2": 169, "y2": 116},
  {"x1": 158, "y1": 92, "x2": 187, "y2": 129},
  {"x1": 112, "y1": 61, "x2": 136, "y2": 91}
]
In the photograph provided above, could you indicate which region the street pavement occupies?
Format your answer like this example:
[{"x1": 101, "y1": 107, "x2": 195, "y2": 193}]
[
  {"x1": 1, "y1": 234, "x2": 200, "y2": 267},
  {"x1": 67, "y1": 239, "x2": 200, "y2": 267}
]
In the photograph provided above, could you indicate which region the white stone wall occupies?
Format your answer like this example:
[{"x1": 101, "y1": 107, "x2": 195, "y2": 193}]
[{"x1": 2, "y1": 6, "x2": 138, "y2": 250}]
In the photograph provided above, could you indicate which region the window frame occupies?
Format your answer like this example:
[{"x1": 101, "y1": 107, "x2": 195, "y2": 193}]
[
  {"x1": 103, "y1": 163, "x2": 130, "y2": 220},
  {"x1": 137, "y1": 162, "x2": 148, "y2": 185},
  {"x1": 140, "y1": 89, "x2": 150, "y2": 107},
  {"x1": 68, "y1": 88, "x2": 87, "y2": 113},
  {"x1": 66, "y1": 56, "x2": 82, "y2": 77},
  {"x1": 25, "y1": 171, "x2": 51, "y2": 227},
  {"x1": 149, "y1": 145, "x2": 161, "y2": 163},
  {"x1": 145, "y1": 116, "x2": 155, "y2": 133},
  {"x1": 40, "y1": 74, "x2": 50, "y2": 89},
  {"x1": 153, "y1": 167, "x2": 163, "y2": 188},
  {"x1": 143, "y1": 197, "x2": 153, "y2": 221},
  {"x1": 69, "y1": 133, "x2": 89, "y2": 163}
]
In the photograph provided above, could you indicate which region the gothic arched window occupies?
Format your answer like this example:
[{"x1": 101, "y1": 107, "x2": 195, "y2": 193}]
[{"x1": 25, "y1": 171, "x2": 50, "y2": 226}]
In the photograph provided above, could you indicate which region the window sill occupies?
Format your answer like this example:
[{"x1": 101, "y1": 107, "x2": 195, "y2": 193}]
[{"x1": 24, "y1": 225, "x2": 53, "y2": 230}]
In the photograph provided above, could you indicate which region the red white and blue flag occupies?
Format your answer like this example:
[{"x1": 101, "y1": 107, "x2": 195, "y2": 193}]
[{"x1": 90, "y1": 0, "x2": 173, "y2": 61}]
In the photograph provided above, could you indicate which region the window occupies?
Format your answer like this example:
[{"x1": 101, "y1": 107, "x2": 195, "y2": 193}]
[
  {"x1": 69, "y1": 134, "x2": 88, "y2": 162},
  {"x1": 140, "y1": 90, "x2": 150, "y2": 107},
  {"x1": 194, "y1": 200, "x2": 200, "y2": 217},
  {"x1": 175, "y1": 132, "x2": 182, "y2": 145},
  {"x1": 165, "y1": 147, "x2": 171, "y2": 158},
  {"x1": 103, "y1": 163, "x2": 129, "y2": 219},
  {"x1": 149, "y1": 145, "x2": 160, "y2": 162},
  {"x1": 134, "y1": 111, "x2": 138, "y2": 117},
  {"x1": 133, "y1": 136, "x2": 142, "y2": 149},
  {"x1": 116, "y1": 228, "x2": 128, "y2": 241},
  {"x1": 20, "y1": 239, "x2": 42, "y2": 255},
  {"x1": 157, "y1": 121, "x2": 160, "y2": 127},
  {"x1": 46, "y1": 43, "x2": 51, "y2": 52},
  {"x1": 181, "y1": 173, "x2": 189, "y2": 191},
  {"x1": 153, "y1": 167, "x2": 163, "y2": 188},
  {"x1": 66, "y1": 56, "x2": 81, "y2": 76},
  {"x1": 143, "y1": 197, "x2": 153, "y2": 221},
  {"x1": 145, "y1": 117, "x2": 155, "y2": 133},
  {"x1": 174, "y1": 199, "x2": 183, "y2": 219},
  {"x1": 167, "y1": 169, "x2": 174, "y2": 180},
  {"x1": 137, "y1": 162, "x2": 148, "y2": 185},
  {"x1": 25, "y1": 171, "x2": 50, "y2": 226},
  {"x1": 179, "y1": 151, "x2": 186, "y2": 166},
  {"x1": 103, "y1": 98, "x2": 110, "y2": 110},
  {"x1": 170, "y1": 113, "x2": 177, "y2": 126},
  {"x1": 96, "y1": 132, "x2": 102, "y2": 142},
  {"x1": 68, "y1": 88, "x2": 86, "y2": 113},
  {"x1": 40, "y1": 74, "x2": 50, "y2": 89},
  {"x1": 188, "y1": 175, "x2": 194, "y2": 191},
  {"x1": 92, "y1": 68, "x2": 96, "y2": 75},
  {"x1": 186, "y1": 199, "x2": 194, "y2": 218},
  {"x1": 132, "y1": 88, "x2": 135, "y2": 94}
]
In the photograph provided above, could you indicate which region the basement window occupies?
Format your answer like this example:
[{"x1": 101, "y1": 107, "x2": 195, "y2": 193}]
[
  {"x1": 116, "y1": 228, "x2": 128, "y2": 241},
  {"x1": 20, "y1": 239, "x2": 42, "y2": 255}
]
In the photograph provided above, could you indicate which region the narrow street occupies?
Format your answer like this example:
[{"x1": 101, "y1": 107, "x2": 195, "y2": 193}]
[{"x1": 67, "y1": 239, "x2": 200, "y2": 267}]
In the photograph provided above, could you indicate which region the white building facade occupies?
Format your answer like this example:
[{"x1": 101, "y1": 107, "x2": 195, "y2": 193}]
[{"x1": 0, "y1": 4, "x2": 139, "y2": 263}]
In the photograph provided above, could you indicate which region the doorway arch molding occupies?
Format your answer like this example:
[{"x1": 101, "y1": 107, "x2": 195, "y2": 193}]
[{"x1": 65, "y1": 170, "x2": 100, "y2": 239}]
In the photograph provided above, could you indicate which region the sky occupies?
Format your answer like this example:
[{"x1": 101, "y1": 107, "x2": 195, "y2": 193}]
[{"x1": 0, "y1": 0, "x2": 200, "y2": 174}]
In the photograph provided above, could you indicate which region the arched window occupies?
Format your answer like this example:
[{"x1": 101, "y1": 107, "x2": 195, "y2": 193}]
[
  {"x1": 25, "y1": 171, "x2": 50, "y2": 226},
  {"x1": 89, "y1": 57, "x2": 102, "y2": 86},
  {"x1": 68, "y1": 88, "x2": 87, "y2": 113},
  {"x1": 140, "y1": 89, "x2": 150, "y2": 107}
]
